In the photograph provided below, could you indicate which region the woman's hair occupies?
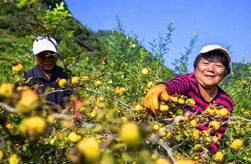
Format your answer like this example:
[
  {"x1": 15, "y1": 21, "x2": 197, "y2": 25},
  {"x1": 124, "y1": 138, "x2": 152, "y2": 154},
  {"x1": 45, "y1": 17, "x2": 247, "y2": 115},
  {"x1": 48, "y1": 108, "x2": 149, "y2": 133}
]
[{"x1": 193, "y1": 50, "x2": 231, "y2": 76}]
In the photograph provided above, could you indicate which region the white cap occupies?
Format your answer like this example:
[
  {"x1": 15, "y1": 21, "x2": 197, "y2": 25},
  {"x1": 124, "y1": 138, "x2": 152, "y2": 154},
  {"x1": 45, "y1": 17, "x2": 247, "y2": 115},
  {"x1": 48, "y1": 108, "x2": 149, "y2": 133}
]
[
  {"x1": 200, "y1": 45, "x2": 231, "y2": 63},
  {"x1": 32, "y1": 36, "x2": 59, "y2": 55}
]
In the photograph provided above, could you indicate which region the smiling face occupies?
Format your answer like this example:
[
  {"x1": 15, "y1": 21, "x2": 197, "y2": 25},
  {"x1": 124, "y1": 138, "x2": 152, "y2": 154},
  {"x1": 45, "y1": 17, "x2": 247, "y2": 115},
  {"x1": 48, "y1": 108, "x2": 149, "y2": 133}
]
[
  {"x1": 195, "y1": 54, "x2": 226, "y2": 89},
  {"x1": 35, "y1": 51, "x2": 58, "y2": 73}
]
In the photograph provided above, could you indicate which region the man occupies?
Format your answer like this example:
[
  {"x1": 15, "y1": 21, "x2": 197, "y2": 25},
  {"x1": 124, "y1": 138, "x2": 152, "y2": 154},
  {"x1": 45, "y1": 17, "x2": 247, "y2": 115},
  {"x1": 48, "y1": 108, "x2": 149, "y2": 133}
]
[{"x1": 24, "y1": 36, "x2": 71, "y2": 109}]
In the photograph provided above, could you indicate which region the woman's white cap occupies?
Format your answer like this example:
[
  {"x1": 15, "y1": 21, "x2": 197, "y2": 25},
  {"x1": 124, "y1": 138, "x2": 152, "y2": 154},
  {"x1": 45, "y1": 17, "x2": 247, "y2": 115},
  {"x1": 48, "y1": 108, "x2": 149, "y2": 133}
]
[
  {"x1": 32, "y1": 36, "x2": 59, "y2": 55},
  {"x1": 200, "y1": 45, "x2": 231, "y2": 63}
]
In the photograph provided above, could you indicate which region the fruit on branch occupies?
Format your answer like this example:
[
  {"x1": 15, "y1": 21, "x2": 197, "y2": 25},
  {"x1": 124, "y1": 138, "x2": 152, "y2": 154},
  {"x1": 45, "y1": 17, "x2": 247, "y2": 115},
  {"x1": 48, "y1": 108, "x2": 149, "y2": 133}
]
[
  {"x1": 192, "y1": 129, "x2": 201, "y2": 139},
  {"x1": 115, "y1": 87, "x2": 126, "y2": 95},
  {"x1": 178, "y1": 97, "x2": 185, "y2": 105},
  {"x1": 218, "y1": 107, "x2": 229, "y2": 117},
  {"x1": 209, "y1": 121, "x2": 221, "y2": 131},
  {"x1": 185, "y1": 98, "x2": 196, "y2": 106},
  {"x1": 231, "y1": 139, "x2": 244, "y2": 150},
  {"x1": 159, "y1": 127, "x2": 167, "y2": 137},
  {"x1": 8, "y1": 154, "x2": 19, "y2": 164},
  {"x1": 81, "y1": 75, "x2": 90, "y2": 82},
  {"x1": 142, "y1": 68, "x2": 150, "y2": 76},
  {"x1": 119, "y1": 122, "x2": 142, "y2": 147},
  {"x1": 174, "y1": 159, "x2": 196, "y2": 164},
  {"x1": 0, "y1": 83, "x2": 14, "y2": 98},
  {"x1": 153, "y1": 124, "x2": 160, "y2": 131},
  {"x1": 12, "y1": 63, "x2": 24, "y2": 72},
  {"x1": 19, "y1": 116, "x2": 47, "y2": 140},
  {"x1": 135, "y1": 104, "x2": 143, "y2": 112},
  {"x1": 58, "y1": 78, "x2": 67, "y2": 87},
  {"x1": 94, "y1": 80, "x2": 102, "y2": 87},
  {"x1": 241, "y1": 80, "x2": 247, "y2": 85},
  {"x1": 206, "y1": 104, "x2": 217, "y2": 115},
  {"x1": 5, "y1": 123, "x2": 14, "y2": 129},
  {"x1": 0, "y1": 150, "x2": 4, "y2": 161},
  {"x1": 166, "y1": 131, "x2": 172, "y2": 139},
  {"x1": 76, "y1": 137, "x2": 101, "y2": 163},
  {"x1": 71, "y1": 76, "x2": 80, "y2": 85},
  {"x1": 159, "y1": 104, "x2": 169, "y2": 112},
  {"x1": 190, "y1": 119, "x2": 198, "y2": 127},
  {"x1": 170, "y1": 95, "x2": 178, "y2": 103},
  {"x1": 68, "y1": 132, "x2": 81, "y2": 143},
  {"x1": 214, "y1": 151, "x2": 224, "y2": 162},
  {"x1": 15, "y1": 88, "x2": 39, "y2": 113},
  {"x1": 193, "y1": 144, "x2": 202, "y2": 151},
  {"x1": 156, "y1": 157, "x2": 170, "y2": 164}
]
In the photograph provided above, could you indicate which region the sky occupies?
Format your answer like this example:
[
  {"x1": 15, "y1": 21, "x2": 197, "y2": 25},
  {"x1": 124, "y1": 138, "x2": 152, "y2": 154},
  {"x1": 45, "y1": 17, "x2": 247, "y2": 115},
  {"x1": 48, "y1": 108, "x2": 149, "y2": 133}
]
[{"x1": 64, "y1": 0, "x2": 251, "y2": 72}]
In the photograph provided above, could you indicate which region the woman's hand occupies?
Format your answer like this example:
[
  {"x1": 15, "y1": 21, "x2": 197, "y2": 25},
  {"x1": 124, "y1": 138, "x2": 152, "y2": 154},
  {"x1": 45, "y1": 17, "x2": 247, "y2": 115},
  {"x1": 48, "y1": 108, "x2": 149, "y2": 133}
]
[{"x1": 144, "y1": 84, "x2": 170, "y2": 115}]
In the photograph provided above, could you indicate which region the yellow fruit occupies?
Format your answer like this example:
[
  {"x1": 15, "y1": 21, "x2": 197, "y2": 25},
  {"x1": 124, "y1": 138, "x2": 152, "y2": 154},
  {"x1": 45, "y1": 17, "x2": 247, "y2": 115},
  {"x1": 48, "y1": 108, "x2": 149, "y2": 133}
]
[
  {"x1": 166, "y1": 131, "x2": 172, "y2": 139},
  {"x1": 156, "y1": 157, "x2": 170, "y2": 164},
  {"x1": 68, "y1": 132, "x2": 81, "y2": 142},
  {"x1": 174, "y1": 159, "x2": 196, "y2": 164},
  {"x1": 12, "y1": 63, "x2": 23, "y2": 72},
  {"x1": 81, "y1": 75, "x2": 90, "y2": 82},
  {"x1": 120, "y1": 122, "x2": 142, "y2": 147},
  {"x1": 58, "y1": 78, "x2": 67, "y2": 87},
  {"x1": 147, "y1": 81, "x2": 154, "y2": 89},
  {"x1": 209, "y1": 121, "x2": 221, "y2": 131},
  {"x1": 203, "y1": 130, "x2": 210, "y2": 137},
  {"x1": 159, "y1": 127, "x2": 166, "y2": 137},
  {"x1": 142, "y1": 68, "x2": 149, "y2": 76},
  {"x1": 219, "y1": 107, "x2": 229, "y2": 117},
  {"x1": 153, "y1": 124, "x2": 160, "y2": 131},
  {"x1": 178, "y1": 98, "x2": 185, "y2": 105},
  {"x1": 206, "y1": 104, "x2": 217, "y2": 115},
  {"x1": 76, "y1": 137, "x2": 101, "y2": 163},
  {"x1": 190, "y1": 119, "x2": 198, "y2": 127},
  {"x1": 15, "y1": 89, "x2": 39, "y2": 113},
  {"x1": 97, "y1": 96, "x2": 105, "y2": 102},
  {"x1": 0, "y1": 150, "x2": 4, "y2": 161},
  {"x1": 170, "y1": 95, "x2": 178, "y2": 103},
  {"x1": 231, "y1": 139, "x2": 244, "y2": 150},
  {"x1": 0, "y1": 83, "x2": 13, "y2": 98},
  {"x1": 192, "y1": 129, "x2": 201, "y2": 139},
  {"x1": 185, "y1": 98, "x2": 196, "y2": 106},
  {"x1": 159, "y1": 104, "x2": 169, "y2": 111},
  {"x1": 19, "y1": 116, "x2": 47, "y2": 140},
  {"x1": 193, "y1": 144, "x2": 202, "y2": 151},
  {"x1": 214, "y1": 151, "x2": 224, "y2": 162},
  {"x1": 71, "y1": 76, "x2": 80, "y2": 85},
  {"x1": 5, "y1": 123, "x2": 14, "y2": 129},
  {"x1": 47, "y1": 114, "x2": 55, "y2": 124},
  {"x1": 242, "y1": 80, "x2": 247, "y2": 85},
  {"x1": 121, "y1": 116, "x2": 128, "y2": 123},
  {"x1": 90, "y1": 111, "x2": 97, "y2": 118},
  {"x1": 135, "y1": 104, "x2": 143, "y2": 112},
  {"x1": 94, "y1": 80, "x2": 102, "y2": 87},
  {"x1": 9, "y1": 154, "x2": 19, "y2": 164}
]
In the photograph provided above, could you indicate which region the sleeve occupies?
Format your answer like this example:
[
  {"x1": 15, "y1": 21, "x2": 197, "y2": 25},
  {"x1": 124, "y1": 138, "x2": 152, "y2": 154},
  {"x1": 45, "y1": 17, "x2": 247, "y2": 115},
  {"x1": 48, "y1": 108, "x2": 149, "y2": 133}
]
[{"x1": 158, "y1": 74, "x2": 191, "y2": 96}]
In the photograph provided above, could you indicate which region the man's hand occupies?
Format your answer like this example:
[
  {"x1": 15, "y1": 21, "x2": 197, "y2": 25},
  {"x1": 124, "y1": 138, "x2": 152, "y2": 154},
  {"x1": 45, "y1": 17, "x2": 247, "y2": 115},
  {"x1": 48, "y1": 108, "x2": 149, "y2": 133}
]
[{"x1": 144, "y1": 84, "x2": 169, "y2": 115}]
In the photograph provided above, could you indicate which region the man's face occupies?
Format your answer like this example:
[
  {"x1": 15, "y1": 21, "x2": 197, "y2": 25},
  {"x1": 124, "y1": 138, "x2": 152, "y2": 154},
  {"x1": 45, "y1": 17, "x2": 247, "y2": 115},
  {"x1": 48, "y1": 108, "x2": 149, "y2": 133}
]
[{"x1": 35, "y1": 51, "x2": 58, "y2": 73}]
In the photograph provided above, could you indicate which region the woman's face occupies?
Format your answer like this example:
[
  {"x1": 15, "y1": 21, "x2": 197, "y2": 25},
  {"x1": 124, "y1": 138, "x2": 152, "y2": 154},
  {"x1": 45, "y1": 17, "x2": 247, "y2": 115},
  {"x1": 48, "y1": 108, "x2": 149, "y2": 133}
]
[
  {"x1": 195, "y1": 55, "x2": 226, "y2": 89},
  {"x1": 35, "y1": 51, "x2": 58, "y2": 73}
]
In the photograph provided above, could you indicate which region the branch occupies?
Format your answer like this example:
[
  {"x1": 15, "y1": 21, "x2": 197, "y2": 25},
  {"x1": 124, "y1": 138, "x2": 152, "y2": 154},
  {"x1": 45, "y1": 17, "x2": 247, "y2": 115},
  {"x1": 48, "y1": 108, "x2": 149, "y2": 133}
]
[{"x1": 0, "y1": 102, "x2": 18, "y2": 113}]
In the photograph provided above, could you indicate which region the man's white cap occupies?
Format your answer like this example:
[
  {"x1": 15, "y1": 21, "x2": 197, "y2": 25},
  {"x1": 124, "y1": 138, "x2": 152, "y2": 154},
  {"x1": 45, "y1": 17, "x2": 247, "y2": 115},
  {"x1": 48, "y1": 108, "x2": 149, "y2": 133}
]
[
  {"x1": 200, "y1": 45, "x2": 231, "y2": 63},
  {"x1": 32, "y1": 36, "x2": 59, "y2": 55}
]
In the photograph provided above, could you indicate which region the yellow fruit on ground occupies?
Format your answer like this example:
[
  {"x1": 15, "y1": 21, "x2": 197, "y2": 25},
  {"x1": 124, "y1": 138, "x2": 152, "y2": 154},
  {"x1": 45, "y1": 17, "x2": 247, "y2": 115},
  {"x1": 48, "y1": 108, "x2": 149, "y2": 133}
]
[
  {"x1": 231, "y1": 139, "x2": 244, "y2": 150},
  {"x1": 135, "y1": 104, "x2": 143, "y2": 112},
  {"x1": 9, "y1": 154, "x2": 19, "y2": 164},
  {"x1": 119, "y1": 121, "x2": 142, "y2": 147},
  {"x1": 81, "y1": 75, "x2": 90, "y2": 82},
  {"x1": 71, "y1": 76, "x2": 80, "y2": 85},
  {"x1": 15, "y1": 89, "x2": 39, "y2": 113},
  {"x1": 142, "y1": 68, "x2": 150, "y2": 76},
  {"x1": 58, "y1": 78, "x2": 67, "y2": 87},
  {"x1": 193, "y1": 144, "x2": 202, "y2": 151},
  {"x1": 214, "y1": 151, "x2": 224, "y2": 162},
  {"x1": 209, "y1": 120, "x2": 221, "y2": 131},
  {"x1": 219, "y1": 107, "x2": 229, "y2": 117},
  {"x1": 94, "y1": 80, "x2": 102, "y2": 87},
  {"x1": 174, "y1": 159, "x2": 196, "y2": 164},
  {"x1": 185, "y1": 98, "x2": 196, "y2": 106},
  {"x1": 12, "y1": 63, "x2": 23, "y2": 72},
  {"x1": 192, "y1": 129, "x2": 201, "y2": 139},
  {"x1": 68, "y1": 132, "x2": 81, "y2": 142},
  {"x1": 76, "y1": 137, "x2": 101, "y2": 163},
  {"x1": 5, "y1": 123, "x2": 14, "y2": 129},
  {"x1": 0, "y1": 150, "x2": 4, "y2": 161},
  {"x1": 159, "y1": 104, "x2": 169, "y2": 111},
  {"x1": 19, "y1": 116, "x2": 47, "y2": 140},
  {"x1": 156, "y1": 157, "x2": 170, "y2": 164},
  {"x1": 0, "y1": 83, "x2": 13, "y2": 98}
]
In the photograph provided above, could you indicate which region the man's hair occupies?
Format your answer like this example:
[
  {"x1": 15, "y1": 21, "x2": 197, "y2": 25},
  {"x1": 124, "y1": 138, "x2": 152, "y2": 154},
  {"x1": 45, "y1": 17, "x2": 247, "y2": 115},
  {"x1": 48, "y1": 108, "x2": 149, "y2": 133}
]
[{"x1": 193, "y1": 50, "x2": 231, "y2": 76}]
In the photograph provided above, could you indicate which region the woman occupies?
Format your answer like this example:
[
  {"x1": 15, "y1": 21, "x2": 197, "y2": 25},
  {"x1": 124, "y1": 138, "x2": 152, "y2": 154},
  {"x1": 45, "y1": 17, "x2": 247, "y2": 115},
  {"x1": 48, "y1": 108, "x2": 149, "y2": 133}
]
[{"x1": 144, "y1": 44, "x2": 234, "y2": 155}]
